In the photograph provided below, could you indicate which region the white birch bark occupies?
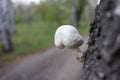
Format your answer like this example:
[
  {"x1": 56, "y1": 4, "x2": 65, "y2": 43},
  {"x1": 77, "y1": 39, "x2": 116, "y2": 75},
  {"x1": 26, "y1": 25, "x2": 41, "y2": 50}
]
[{"x1": 0, "y1": 0, "x2": 13, "y2": 52}]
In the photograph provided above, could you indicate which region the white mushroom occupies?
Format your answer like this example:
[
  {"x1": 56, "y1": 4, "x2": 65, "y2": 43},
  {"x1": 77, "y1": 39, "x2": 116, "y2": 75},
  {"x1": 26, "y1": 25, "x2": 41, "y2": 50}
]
[{"x1": 54, "y1": 25, "x2": 85, "y2": 62}]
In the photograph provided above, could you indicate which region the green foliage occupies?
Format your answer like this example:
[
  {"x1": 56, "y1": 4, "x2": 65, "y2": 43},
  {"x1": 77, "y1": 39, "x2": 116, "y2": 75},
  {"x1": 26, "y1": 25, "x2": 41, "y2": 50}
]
[
  {"x1": 15, "y1": 15, "x2": 23, "y2": 23},
  {"x1": 78, "y1": 20, "x2": 89, "y2": 35},
  {"x1": 0, "y1": 20, "x2": 58, "y2": 64},
  {"x1": 0, "y1": 0, "x2": 90, "y2": 64},
  {"x1": 45, "y1": 4, "x2": 61, "y2": 22},
  {"x1": 36, "y1": 1, "x2": 68, "y2": 24},
  {"x1": 0, "y1": 20, "x2": 89, "y2": 64}
]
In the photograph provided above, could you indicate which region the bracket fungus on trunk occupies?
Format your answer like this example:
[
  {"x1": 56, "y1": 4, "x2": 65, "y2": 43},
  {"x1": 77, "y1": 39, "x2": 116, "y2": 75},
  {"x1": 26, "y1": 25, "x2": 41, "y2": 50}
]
[{"x1": 54, "y1": 25, "x2": 85, "y2": 62}]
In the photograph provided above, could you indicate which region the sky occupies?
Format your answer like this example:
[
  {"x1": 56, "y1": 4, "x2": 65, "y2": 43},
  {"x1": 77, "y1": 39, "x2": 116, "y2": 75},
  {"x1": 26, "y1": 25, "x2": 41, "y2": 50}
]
[{"x1": 12, "y1": 0, "x2": 41, "y2": 5}]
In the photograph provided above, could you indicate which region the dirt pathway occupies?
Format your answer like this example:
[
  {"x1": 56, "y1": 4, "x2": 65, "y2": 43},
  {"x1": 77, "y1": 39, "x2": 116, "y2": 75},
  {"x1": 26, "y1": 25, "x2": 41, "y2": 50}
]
[{"x1": 0, "y1": 36, "x2": 88, "y2": 80}]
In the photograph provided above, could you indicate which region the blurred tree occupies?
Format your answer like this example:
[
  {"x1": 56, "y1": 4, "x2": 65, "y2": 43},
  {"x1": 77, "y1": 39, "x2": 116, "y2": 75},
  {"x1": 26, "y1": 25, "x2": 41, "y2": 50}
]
[
  {"x1": 53, "y1": 0, "x2": 88, "y2": 27},
  {"x1": 85, "y1": 0, "x2": 98, "y2": 22},
  {"x1": 8, "y1": 0, "x2": 16, "y2": 33},
  {"x1": 0, "y1": 0, "x2": 14, "y2": 53},
  {"x1": 36, "y1": 0, "x2": 87, "y2": 26},
  {"x1": 72, "y1": 0, "x2": 87, "y2": 27},
  {"x1": 29, "y1": 2, "x2": 38, "y2": 21}
]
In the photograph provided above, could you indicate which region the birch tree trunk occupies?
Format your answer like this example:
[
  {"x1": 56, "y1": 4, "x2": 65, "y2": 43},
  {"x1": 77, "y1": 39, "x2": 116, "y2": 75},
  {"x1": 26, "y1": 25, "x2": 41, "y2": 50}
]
[
  {"x1": 83, "y1": 0, "x2": 120, "y2": 80},
  {"x1": 0, "y1": 0, "x2": 13, "y2": 53}
]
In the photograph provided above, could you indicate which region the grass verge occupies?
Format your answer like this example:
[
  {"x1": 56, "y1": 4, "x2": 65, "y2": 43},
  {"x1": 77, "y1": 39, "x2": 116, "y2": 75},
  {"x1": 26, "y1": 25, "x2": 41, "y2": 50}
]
[{"x1": 0, "y1": 21, "x2": 89, "y2": 64}]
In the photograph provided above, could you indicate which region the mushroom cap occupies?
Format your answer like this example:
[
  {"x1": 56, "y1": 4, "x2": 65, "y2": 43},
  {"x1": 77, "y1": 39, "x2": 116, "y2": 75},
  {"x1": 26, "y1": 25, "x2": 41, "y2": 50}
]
[{"x1": 54, "y1": 25, "x2": 84, "y2": 49}]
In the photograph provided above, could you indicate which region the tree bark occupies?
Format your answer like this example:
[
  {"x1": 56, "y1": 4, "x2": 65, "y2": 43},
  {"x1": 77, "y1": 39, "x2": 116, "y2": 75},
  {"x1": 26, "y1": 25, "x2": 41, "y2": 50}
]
[
  {"x1": 0, "y1": 0, "x2": 13, "y2": 53},
  {"x1": 83, "y1": 0, "x2": 120, "y2": 80}
]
